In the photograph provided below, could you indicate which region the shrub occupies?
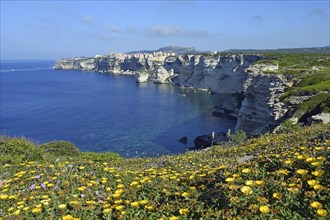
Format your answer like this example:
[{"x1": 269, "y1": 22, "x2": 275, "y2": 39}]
[
  {"x1": 40, "y1": 141, "x2": 80, "y2": 157},
  {"x1": 228, "y1": 130, "x2": 247, "y2": 144},
  {"x1": 295, "y1": 93, "x2": 330, "y2": 118},
  {"x1": 276, "y1": 119, "x2": 300, "y2": 134},
  {"x1": 0, "y1": 137, "x2": 43, "y2": 164}
]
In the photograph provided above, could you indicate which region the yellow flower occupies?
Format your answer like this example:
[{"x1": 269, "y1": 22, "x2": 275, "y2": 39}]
[
  {"x1": 272, "y1": 192, "x2": 282, "y2": 200},
  {"x1": 225, "y1": 177, "x2": 235, "y2": 183},
  {"x1": 284, "y1": 159, "x2": 293, "y2": 165},
  {"x1": 179, "y1": 208, "x2": 189, "y2": 215},
  {"x1": 288, "y1": 187, "x2": 299, "y2": 194},
  {"x1": 79, "y1": 166, "x2": 85, "y2": 170},
  {"x1": 317, "y1": 209, "x2": 328, "y2": 217},
  {"x1": 242, "y1": 168, "x2": 251, "y2": 173},
  {"x1": 32, "y1": 208, "x2": 42, "y2": 213},
  {"x1": 86, "y1": 200, "x2": 95, "y2": 205},
  {"x1": 259, "y1": 206, "x2": 271, "y2": 214},
  {"x1": 114, "y1": 200, "x2": 123, "y2": 204},
  {"x1": 296, "y1": 169, "x2": 308, "y2": 175},
  {"x1": 103, "y1": 208, "x2": 111, "y2": 214},
  {"x1": 245, "y1": 180, "x2": 255, "y2": 186},
  {"x1": 130, "y1": 181, "x2": 139, "y2": 187},
  {"x1": 58, "y1": 204, "x2": 67, "y2": 210},
  {"x1": 255, "y1": 180, "x2": 265, "y2": 186},
  {"x1": 0, "y1": 194, "x2": 8, "y2": 200},
  {"x1": 62, "y1": 215, "x2": 79, "y2": 220},
  {"x1": 140, "y1": 200, "x2": 148, "y2": 205},
  {"x1": 315, "y1": 147, "x2": 324, "y2": 151},
  {"x1": 69, "y1": 201, "x2": 79, "y2": 205},
  {"x1": 278, "y1": 169, "x2": 289, "y2": 175},
  {"x1": 117, "y1": 184, "x2": 125, "y2": 189},
  {"x1": 306, "y1": 157, "x2": 315, "y2": 162},
  {"x1": 8, "y1": 207, "x2": 15, "y2": 212},
  {"x1": 113, "y1": 193, "x2": 121, "y2": 198},
  {"x1": 189, "y1": 186, "x2": 196, "y2": 191},
  {"x1": 23, "y1": 207, "x2": 30, "y2": 211},
  {"x1": 312, "y1": 170, "x2": 324, "y2": 177},
  {"x1": 13, "y1": 210, "x2": 21, "y2": 216},
  {"x1": 297, "y1": 155, "x2": 304, "y2": 160},
  {"x1": 240, "y1": 186, "x2": 253, "y2": 195},
  {"x1": 115, "y1": 205, "x2": 124, "y2": 211},
  {"x1": 313, "y1": 184, "x2": 324, "y2": 191},
  {"x1": 310, "y1": 201, "x2": 323, "y2": 209},
  {"x1": 311, "y1": 162, "x2": 321, "y2": 167},
  {"x1": 145, "y1": 205, "x2": 154, "y2": 210},
  {"x1": 115, "y1": 189, "x2": 124, "y2": 194},
  {"x1": 169, "y1": 216, "x2": 178, "y2": 220},
  {"x1": 78, "y1": 186, "x2": 85, "y2": 191},
  {"x1": 131, "y1": 201, "x2": 140, "y2": 207},
  {"x1": 181, "y1": 192, "x2": 190, "y2": 197},
  {"x1": 9, "y1": 194, "x2": 18, "y2": 199},
  {"x1": 307, "y1": 180, "x2": 319, "y2": 186}
]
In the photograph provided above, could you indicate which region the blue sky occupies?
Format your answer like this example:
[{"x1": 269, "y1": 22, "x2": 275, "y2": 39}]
[{"x1": 1, "y1": 0, "x2": 329, "y2": 59}]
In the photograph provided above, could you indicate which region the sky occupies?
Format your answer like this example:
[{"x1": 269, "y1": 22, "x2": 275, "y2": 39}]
[{"x1": 1, "y1": 0, "x2": 329, "y2": 59}]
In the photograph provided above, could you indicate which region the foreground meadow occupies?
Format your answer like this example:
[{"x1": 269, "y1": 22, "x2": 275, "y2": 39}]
[{"x1": 0, "y1": 124, "x2": 329, "y2": 219}]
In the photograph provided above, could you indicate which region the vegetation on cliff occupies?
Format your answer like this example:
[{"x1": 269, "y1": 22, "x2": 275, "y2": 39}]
[
  {"x1": 1, "y1": 123, "x2": 329, "y2": 219},
  {"x1": 254, "y1": 53, "x2": 330, "y2": 124}
]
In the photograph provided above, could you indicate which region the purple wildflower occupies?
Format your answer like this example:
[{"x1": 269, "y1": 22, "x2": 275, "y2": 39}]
[
  {"x1": 29, "y1": 184, "x2": 36, "y2": 190},
  {"x1": 41, "y1": 183, "x2": 46, "y2": 189},
  {"x1": 35, "y1": 175, "x2": 41, "y2": 179},
  {"x1": 80, "y1": 194, "x2": 85, "y2": 198}
]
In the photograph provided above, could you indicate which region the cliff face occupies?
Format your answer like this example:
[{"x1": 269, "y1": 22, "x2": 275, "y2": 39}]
[
  {"x1": 54, "y1": 53, "x2": 169, "y2": 74},
  {"x1": 54, "y1": 53, "x2": 287, "y2": 136}
]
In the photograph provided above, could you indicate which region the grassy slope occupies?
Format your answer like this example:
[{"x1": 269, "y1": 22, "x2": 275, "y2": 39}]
[{"x1": 0, "y1": 123, "x2": 329, "y2": 219}]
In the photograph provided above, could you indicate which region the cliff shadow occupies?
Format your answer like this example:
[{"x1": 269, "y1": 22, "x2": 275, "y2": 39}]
[{"x1": 150, "y1": 113, "x2": 237, "y2": 155}]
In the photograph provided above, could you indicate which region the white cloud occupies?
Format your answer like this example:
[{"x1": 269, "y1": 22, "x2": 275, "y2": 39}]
[
  {"x1": 81, "y1": 16, "x2": 94, "y2": 24},
  {"x1": 102, "y1": 24, "x2": 121, "y2": 33},
  {"x1": 149, "y1": 25, "x2": 183, "y2": 37},
  {"x1": 149, "y1": 25, "x2": 209, "y2": 37},
  {"x1": 186, "y1": 29, "x2": 209, "y2": 37}
]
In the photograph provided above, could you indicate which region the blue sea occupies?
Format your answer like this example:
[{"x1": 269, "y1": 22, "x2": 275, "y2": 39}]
[{"x1": 0, "y1": 60, "x2": 236, "y2": 157}]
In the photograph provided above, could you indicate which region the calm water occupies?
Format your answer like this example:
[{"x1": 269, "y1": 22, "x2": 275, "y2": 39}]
[{"x1": 0, "y1": 60, "x2": 236, "y2": 157}]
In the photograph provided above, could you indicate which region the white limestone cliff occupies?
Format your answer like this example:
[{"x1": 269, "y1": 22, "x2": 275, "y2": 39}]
[{"x1": 135, "y1": 71, "x2": 149, "y2": 83}]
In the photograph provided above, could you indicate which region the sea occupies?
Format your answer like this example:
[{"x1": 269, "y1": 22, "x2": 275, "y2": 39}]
[{"x1": 0, "y1": 60, "x2": 236, "y2": 157}]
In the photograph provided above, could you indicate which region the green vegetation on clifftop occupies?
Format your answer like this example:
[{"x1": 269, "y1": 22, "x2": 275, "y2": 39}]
[{"x1": 258, "y1": 53, "x2": 330, "y2": 123}]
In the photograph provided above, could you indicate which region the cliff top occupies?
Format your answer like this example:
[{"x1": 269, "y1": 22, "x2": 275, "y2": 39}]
[{"x1": 223, "y1": 45, "x2": 330, "y2": 54}]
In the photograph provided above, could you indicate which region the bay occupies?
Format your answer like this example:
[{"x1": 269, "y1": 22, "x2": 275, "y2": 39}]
[{"x1": 0, "y1": 60, "x2": 236, "y2": 157}]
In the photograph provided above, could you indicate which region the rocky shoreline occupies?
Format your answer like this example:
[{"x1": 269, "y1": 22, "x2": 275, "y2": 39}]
[{"x1": 54, "y1": 52, "x2": 288, "y2": 148}]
